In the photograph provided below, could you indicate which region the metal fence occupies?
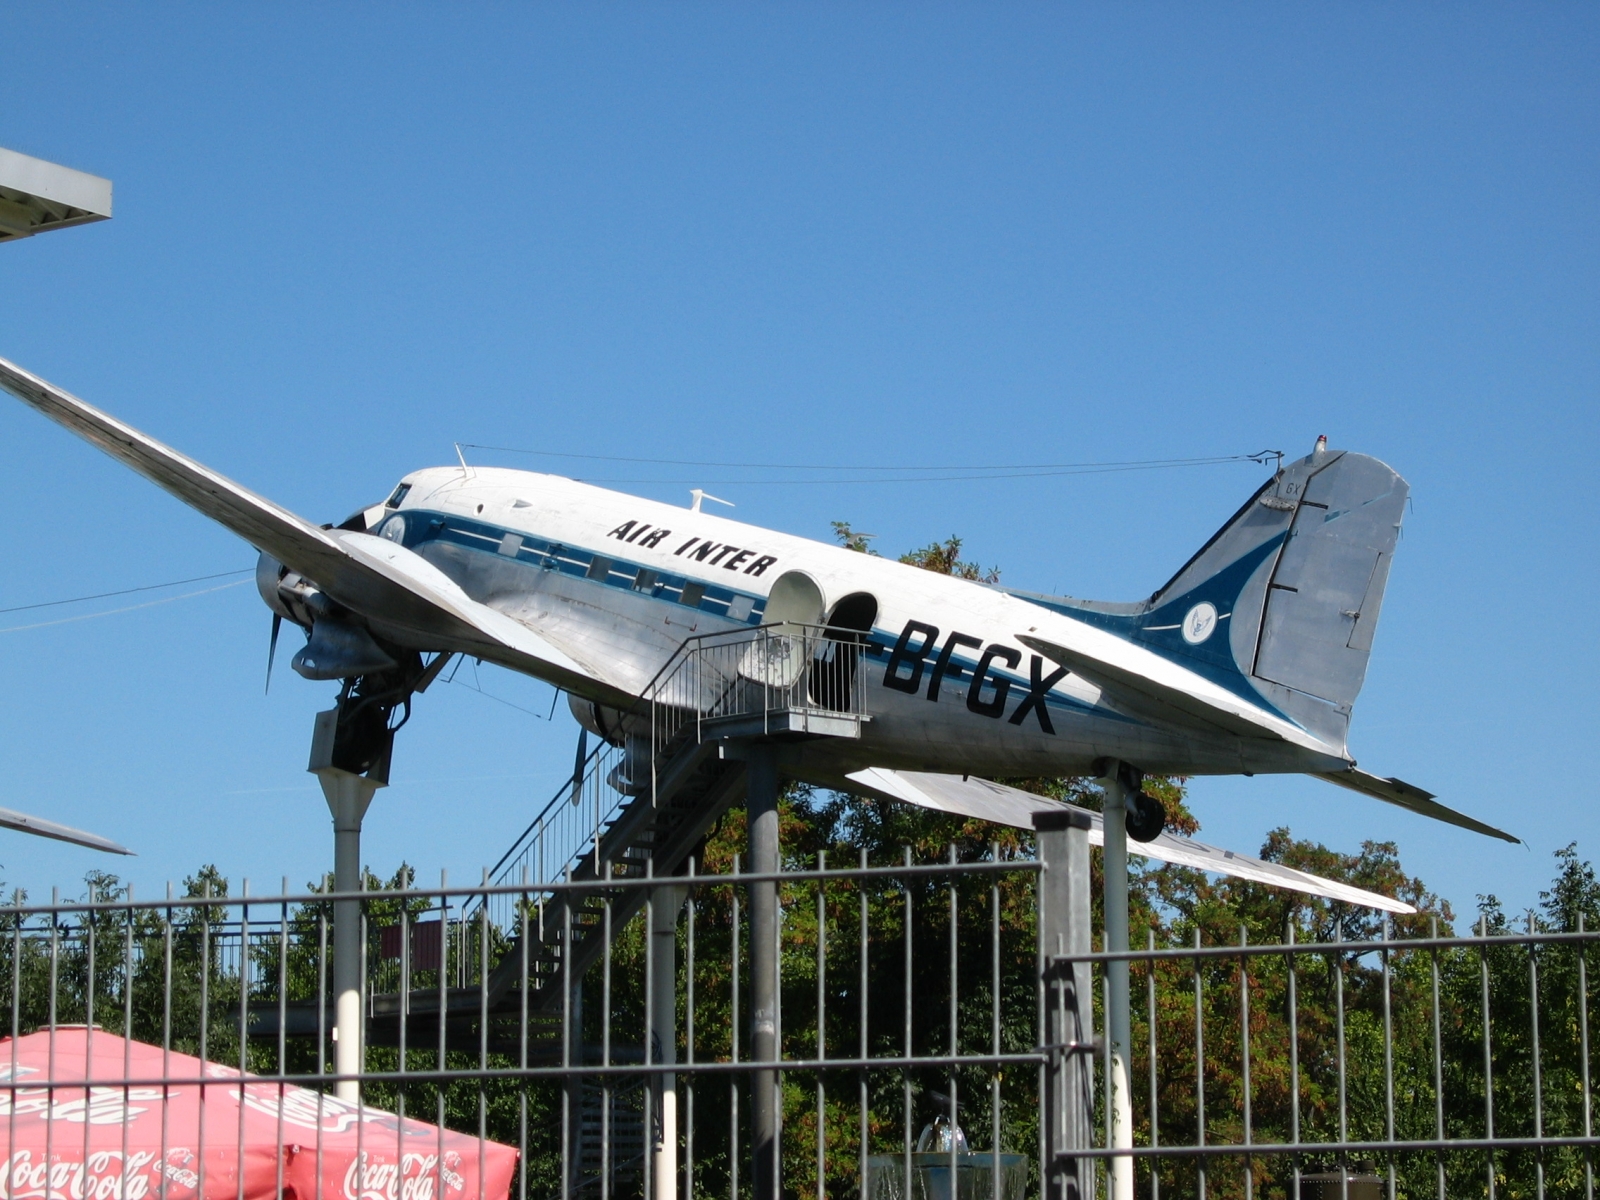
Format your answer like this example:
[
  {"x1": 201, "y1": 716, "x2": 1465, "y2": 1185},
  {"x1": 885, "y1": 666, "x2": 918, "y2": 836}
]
[{"x1": 0, "y1": 841, "x2": 1594, "y2": 1200}]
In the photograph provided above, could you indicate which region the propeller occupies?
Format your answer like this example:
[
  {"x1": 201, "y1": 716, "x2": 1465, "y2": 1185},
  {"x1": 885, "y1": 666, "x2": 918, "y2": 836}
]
[{"x1": 265, "y1": 612, "x2": 281, "y2": 694}]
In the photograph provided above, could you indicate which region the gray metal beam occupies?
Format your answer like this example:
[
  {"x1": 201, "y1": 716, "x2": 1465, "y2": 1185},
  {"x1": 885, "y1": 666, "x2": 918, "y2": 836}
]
[{"x1": 0, "y1": 147, "x2": 112, "y2": 242}]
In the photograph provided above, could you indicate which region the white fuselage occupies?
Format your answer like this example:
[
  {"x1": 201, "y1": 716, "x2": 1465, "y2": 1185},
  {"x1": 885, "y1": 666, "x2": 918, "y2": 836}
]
[{"x1": 364, "y1": 467, "x2": 1343, "y2": 783}]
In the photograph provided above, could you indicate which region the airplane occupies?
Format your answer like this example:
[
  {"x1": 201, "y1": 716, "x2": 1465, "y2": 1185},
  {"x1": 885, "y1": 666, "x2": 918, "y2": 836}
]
[{"x1": 0, "y1": 354, "x2": 1513, "y2": 909}]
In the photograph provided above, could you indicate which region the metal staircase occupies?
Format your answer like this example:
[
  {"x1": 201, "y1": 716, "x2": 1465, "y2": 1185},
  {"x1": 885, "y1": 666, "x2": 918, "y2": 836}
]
[
  {"x1": 258, "y1": 624, "x2": 865, "y2": 1064},
  {"x1": 472, "y1": 622, "x2": 867, "y2": 1011}
]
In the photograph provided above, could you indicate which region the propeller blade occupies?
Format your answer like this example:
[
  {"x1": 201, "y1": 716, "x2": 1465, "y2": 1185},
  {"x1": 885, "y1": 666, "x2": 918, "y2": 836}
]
[
  {"x1": 571, "y1": 726, "x2": 588, "y2": 806},
  {"x1": 265, "y1": 612, "x2": 281, "y2": 694}
]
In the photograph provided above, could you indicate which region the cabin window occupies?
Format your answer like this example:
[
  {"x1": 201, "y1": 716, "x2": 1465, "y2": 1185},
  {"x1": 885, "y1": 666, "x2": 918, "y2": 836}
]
[
  {"x1": 634, "y1": 568, "x2": 658, "y2": 593},
  {"x1": 385, "y1": 483, "x2": 411, "y2": 509},
  {"x1": 586, "y1": 556, "x2": 613, "y2": 582},
  {"x1": 680, "y1": 582, "x2": 705, "y2": 608}
]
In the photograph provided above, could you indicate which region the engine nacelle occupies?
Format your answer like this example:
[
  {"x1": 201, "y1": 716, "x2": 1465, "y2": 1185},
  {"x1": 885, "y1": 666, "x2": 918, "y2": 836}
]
[
  {"x1": 255, "y1": 551, "x2": 319, "y2": 629},
  {"x1": 568, "y1": 693, "x2": 637, "y2": 747}
]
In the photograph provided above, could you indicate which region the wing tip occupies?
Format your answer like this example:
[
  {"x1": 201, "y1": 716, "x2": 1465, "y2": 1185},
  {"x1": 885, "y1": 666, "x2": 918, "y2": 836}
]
[{"x1": 1315, "y1": 769, "x2": 1519, "y2": 844}]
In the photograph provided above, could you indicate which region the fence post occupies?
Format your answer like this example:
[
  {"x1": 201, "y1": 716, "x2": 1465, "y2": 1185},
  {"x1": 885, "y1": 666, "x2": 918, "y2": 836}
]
[{"x1": 1036, "y1": 808, "x2": 1094, "y2": 1200}]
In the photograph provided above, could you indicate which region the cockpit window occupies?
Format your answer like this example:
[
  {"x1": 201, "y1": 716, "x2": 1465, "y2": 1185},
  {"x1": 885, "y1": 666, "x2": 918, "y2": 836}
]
[{"x1": 385, "y1": 483, "x2": 411, "y2": 509}]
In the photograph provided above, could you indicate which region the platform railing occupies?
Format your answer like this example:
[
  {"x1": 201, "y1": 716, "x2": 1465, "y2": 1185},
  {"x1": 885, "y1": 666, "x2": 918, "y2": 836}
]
[{"x1": 647, "y1": 621, "x2": 868, "y2": 763}]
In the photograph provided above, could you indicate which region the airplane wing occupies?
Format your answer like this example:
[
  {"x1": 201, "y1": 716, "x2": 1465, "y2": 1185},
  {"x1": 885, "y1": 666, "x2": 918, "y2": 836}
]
[
  {"x1": 0, "y1": 806, "x2": 131, "y2": 855},
  {"x1": 844, "y1": 767, "x2": 1418, "y2": 914},
  {"x1": 1313, "y1": 767, "x2": 1517, "y2": 843},
  {"x1": 0, "y1": 356, "x2": 627, "y2": 702}
]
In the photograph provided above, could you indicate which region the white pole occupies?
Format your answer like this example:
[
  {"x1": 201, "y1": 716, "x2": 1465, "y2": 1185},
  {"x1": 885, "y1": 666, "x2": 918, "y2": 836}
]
[
  {"x1": 1099, "y1": 762, "x2": 1135, "y2": 1200},
  {"x1": 651, "y1": 885, "x2": 687, "y2": 1200},
  {"x1": 315, "y1": 767, "x2": 380, "y2": 1104}
]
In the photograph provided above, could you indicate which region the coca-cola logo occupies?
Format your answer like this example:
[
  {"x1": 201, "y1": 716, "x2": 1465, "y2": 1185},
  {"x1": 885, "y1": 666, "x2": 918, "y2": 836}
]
[
  {"x1": 0, "y1": 1149, "x2": 160, "y2": 1200},
  {"x1": 341, "y1": 1152, "x2": 465, "y2": 1200}
]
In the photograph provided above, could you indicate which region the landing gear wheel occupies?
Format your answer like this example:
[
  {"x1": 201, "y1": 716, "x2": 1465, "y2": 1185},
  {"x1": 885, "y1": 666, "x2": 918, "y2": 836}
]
[{"x1": 1125, "y1": 790, "x2": 1166, "y2": 843}]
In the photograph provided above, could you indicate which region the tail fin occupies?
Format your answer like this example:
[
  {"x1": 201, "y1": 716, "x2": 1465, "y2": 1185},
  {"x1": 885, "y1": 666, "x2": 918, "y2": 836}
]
[
  {"x1": 1143, "y1": 444, "x2": 1408, "y2": 747},
  {"x1": 1017, "y1": 443, "x2": 1408, "y2": 751}
]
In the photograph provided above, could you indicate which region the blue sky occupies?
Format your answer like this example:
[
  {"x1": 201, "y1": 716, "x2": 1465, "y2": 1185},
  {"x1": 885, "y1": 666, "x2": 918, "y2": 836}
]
[{"x1": 0, "y1": 5, "x2": 1594, "y2": 920}]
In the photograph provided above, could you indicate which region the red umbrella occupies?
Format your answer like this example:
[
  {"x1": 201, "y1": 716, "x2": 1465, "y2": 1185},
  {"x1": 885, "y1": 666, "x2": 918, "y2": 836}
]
[{"x1": 0, "y1": 1027, "x2": 518, "y2": 1200}]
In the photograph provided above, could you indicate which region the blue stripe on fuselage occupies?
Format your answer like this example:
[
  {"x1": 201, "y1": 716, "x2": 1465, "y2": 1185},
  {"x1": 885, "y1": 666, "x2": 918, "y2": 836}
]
[{"x1": 384, "y1": 508, "x2": 770, "y2": 624}]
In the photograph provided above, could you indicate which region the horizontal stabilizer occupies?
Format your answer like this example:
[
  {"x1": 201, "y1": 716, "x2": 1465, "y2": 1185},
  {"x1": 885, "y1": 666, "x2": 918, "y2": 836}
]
[
  {"x1": 0, "y1": 807, "x2": 131, "y2": 855},
  {"x1": 1314, "y1": 768, "x2": 1518, "y2": 844},
  {"x1": 0, "y1": 356, "x2": 621, "y2": 701},
  {"x1": 845, "y1": 768, "x2": 1416, "y2": 914}
]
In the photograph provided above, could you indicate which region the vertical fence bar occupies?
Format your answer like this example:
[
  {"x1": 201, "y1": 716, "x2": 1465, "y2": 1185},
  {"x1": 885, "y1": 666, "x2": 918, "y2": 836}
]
[
  {"x1": 902, "y1": 849, "x2": 913, "y2": 1200},
  {"x1": 1382, "y1": 916, "x2": 1395, "y2": 1200},
  {"x1": 8, "y1": 895, "x2": 20, "y2": 1200},
  {"x1": 198, "y1": 882, "x2": 211, "y2": 1200},
  {"x1": 1335, "y1": 919, "x2": 1348, "y2": 1193},
  {"x1": 731, "y1": 855, "x2": 741, "y2": 1200},
  {"x1": 816, "y1": 851, "x2": 827, "y2": 1200},
  {"x1": 686, "y1": 861, "x2": 697, "y2": 1200},
  {"x1": 1482, "y1": 914, "x2": 1496, "y2": 1200},
  {"x1": 237, "y1": 883, "x2": 251, "y2": 1200},
  {"x1": 82, "y1": 884, "x2": 96, "y2": 1188},
  {"x1": 1148, "y1": 927, "x2": 1159, "y2": 1200},
  {"x1": 993, "y1": 846, "x2": 1003, "y2": 1200},
  {"x1": 643, "y1": 874, "x2": 655, "y2": 1200},
  {"x1": 478, "y1": 873, "x2": 491, "y2": 1200},
  {"x1": 122, "y1": 883, "x2": 135, "y2": 1200},
  {"x1": 437, "y1": 875, "x2": 449, "y2": 1200},
  {"x1": 1430, "y1": 916, "x2": 1446, "y2": 1200},
  {"x1": 602, "y1": 866, "x2": 613, "y2": 1200},
  {"x1": 859, "y1": 847, "x2": 870, "y2": 1200},
  {"x1": 1288, "y1": 922, "x2": 1301, "y2": 1200},
  {"x1": 1529, "y1": 912, "x2": 1545, "y2": 1200},
  {"x1": 164, "y1": 885, "x2": 175, "y2": 1200},
  {"x1": 562, "y1": 873, "x2": 574, "y2": 1200},
  {"x1": 1239, "y1": 925, "x2": 1252, "y2": 1200},
  {"x1": 1581, "y1": 913, "x2": 1594, "y2": 1200},
  {"x1": 1194, "y1": 927, "x2": 1206, "y2": 1200},
  {"x1": 315, "y1": 905, "x2": 327, "y2": 1200},
  {"x1": 949, "y1": 846, "x2": 960, "y2": 1200}
]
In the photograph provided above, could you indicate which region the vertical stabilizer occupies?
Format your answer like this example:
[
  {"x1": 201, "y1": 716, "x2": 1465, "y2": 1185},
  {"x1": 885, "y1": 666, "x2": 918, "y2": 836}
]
[{"x1": 1012, "y1": 444, "x2": 1408, "y2": 753}]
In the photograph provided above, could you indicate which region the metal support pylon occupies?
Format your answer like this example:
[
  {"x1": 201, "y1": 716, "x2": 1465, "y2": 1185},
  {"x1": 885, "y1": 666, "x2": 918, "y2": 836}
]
[{"x1": 308, "y1": 705, "x2": 388, "y2": 1103}]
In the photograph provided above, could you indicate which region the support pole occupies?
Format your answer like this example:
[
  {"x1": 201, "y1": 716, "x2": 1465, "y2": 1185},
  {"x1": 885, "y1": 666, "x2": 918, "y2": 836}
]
[
  {"x1": 1035, "y1": 808, "x2": 1094, "y2": 1200},
  {"x1": 745, "y1": 744, "x2": 781, "y2": 1200},
  {"x1": 1098, "y1": 762, "x2": 1134, "y2": 1200},
  {"x1": 651, "y1": 885, "x2": 688, "y2": 1200},
  {"x1": 309, "y1": 706, "x2": 384, "y2": 1104}
]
